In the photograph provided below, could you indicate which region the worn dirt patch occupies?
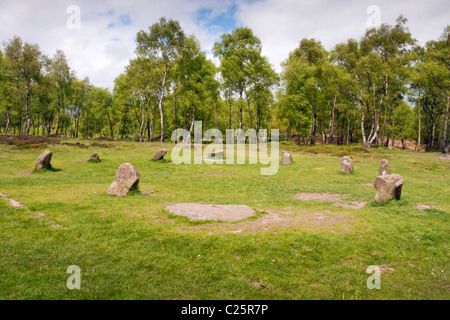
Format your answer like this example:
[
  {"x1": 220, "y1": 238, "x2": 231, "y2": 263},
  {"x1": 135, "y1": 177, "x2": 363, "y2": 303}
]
[
  {"x1": 436, "y1": 155, "x2": 450, "y2": 160},
  {"x1": 166, "y1": 203, "x2": 255, "y2": 221},
  {"x1": 68, "y1": 159, "x2": 87, "y2": 162},
  {"x1": 11, "y1": 168, "x2": 32, "y2": 176},
  {"x1": 360, "y1": 183, "x2": 374, "y2": 187},
  {"x1": 294, "y1": 193, "x2": 367, "y2": 210},
  {"x1": 415, "y1": 203, "x2": 443, "y2": 211},
  {"x1": 314, "y1": 168, "x2": 326, "y2": 171},
  {"x1": 333, "y1": 201, "x2": 368, "y2": 210},
  {"x1": 178, "y1": 208, "x2": 354, "y2": 234},
  {"x1": 0, "y1": 192, "x2": 23, "y2": 208},
  {"x1": 294, "y1": 193, "x2": 345, "y2": 202},
  {"x1": 141, "y1": 189, "x2": 159, "y2": 196}
]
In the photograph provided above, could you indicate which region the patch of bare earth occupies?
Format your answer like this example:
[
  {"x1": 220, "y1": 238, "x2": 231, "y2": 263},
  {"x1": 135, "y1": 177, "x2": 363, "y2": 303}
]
[
  {"x1": 294, "y1": 192, "x2": 367, "y2": 210},
  {"x1": 436, "y1": 154, "x2": 450, "y2": 160},
  {"x1": 165, "y1": 203, "x2": 255, "y2": 221},
  {"x1": 294, "y1": 193, "x2": 344, "y2": 202},
  {"x1": 360, "y1": 183, "x2": 374, "y2": 187},
  {"x1": 0, "y1": 192, "x2": 23, "y2": 208},
  {"x1": 333, "y1": 201, "x2": 368, "y2": 210},
  {"x1": 177, "y1": 207, "x2": 355, "y2": 235},
  {"x1": 416, "y1": 203, "x2": 444, "y2": 211},
  {"x1": 11, "y1": 168, "x2": 32, "y2": 176},
  {"x1": 68, "y1": 159, "x2": 87, "y2": 162}
]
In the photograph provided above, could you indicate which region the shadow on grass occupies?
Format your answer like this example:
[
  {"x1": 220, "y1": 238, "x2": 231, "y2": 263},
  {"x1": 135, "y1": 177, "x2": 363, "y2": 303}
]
[
  {"x1": 32, "y1": 166, "x2": 62, "y2": 173},
  {"x1": 150, "y1": 158, "x2": 171, "y2": 164},
  {"x1": 87, "y1": 159, "x2": 102, "y2": 163}
]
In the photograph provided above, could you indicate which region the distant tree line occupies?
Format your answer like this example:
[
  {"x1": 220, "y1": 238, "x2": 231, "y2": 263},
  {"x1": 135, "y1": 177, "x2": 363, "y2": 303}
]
[{"x1": 0, "y1": 16, "x2": 448, "y2": 151}]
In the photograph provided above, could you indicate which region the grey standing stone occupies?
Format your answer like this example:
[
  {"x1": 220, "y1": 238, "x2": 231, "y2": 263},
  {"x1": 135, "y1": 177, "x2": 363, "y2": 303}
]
[
  {"x1": 444, "y1": 143, "x2": 450, "y2": 154},
  {"x1": 208, "y1": 150, "x2": 224, "y2": 158},
  {"x1": 107, "y1": 163, "x2": 140, "y2": 196},
  {"x1": 281, "y1": 151, "x2": 292, "y2": 165},
  {"x1": 35, "y1": 150, "x2": 52, "y2": 170},
  {"x1": 89, "y1": 152, "x2": 100, "y2": 161},
  {"x1": 378, "y1": 159, "x2": 390, "y2": 176},
  {"x1": 152, "y1": 149, "x2": 167, "y2": 160},
  {"x1": 374, "y1": 174, "x2": 405, "y2": 202},
  {"x1": 340, "y1": 156, "x2": 354, "y2": 173}
]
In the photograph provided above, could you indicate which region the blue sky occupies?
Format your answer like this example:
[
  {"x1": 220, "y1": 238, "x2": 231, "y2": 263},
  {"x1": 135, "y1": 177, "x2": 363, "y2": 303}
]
[{"x1": 0, "y1": 0, "x2": 448, "y2": 90}]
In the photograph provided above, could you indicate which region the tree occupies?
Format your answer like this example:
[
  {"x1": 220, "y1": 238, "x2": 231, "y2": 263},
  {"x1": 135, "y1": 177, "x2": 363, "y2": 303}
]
[
  {"x1": 51, "y1": 50, "x2": 71, "y2": 135},
  {"x1": 213, "y1": 27, "x2": 263, "y2": 130},
  {"x1": 3, "y1": 36, "x2": 45, "y2": 135},
  {"x1": 176, "y1": 35, "x2": 219, "y2": 139},
  {"x1": 135, "y1": 17, "x2": 186, "y2": 142},
  {"x1": 281, "y1": 38, "x2": 327, "y2": 144}
]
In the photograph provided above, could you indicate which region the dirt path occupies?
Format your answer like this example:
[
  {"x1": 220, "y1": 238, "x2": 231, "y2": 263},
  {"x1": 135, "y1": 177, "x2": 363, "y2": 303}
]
[{"x1": 0, "y1": 192, "x2": 24, "y2": 208}]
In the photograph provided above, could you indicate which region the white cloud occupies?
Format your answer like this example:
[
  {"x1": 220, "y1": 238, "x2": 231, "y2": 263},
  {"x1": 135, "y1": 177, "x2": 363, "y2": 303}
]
[{"x1": 0, "y1": 0, "x2": 448, "y2": 90}]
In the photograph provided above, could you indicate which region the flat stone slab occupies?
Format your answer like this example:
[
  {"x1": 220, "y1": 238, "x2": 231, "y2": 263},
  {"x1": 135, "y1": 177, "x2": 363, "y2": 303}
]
[{"x1": 165, "y1": 203, "x2": 255, "y2": 221}]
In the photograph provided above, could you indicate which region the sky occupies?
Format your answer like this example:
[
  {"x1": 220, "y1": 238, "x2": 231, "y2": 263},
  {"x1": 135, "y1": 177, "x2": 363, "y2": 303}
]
[{"x1": 0, "y1": 0, "x2": 448, "y2": 90}]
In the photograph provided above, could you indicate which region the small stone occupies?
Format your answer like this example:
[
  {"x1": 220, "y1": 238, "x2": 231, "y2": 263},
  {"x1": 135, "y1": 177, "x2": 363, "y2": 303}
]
[
  {"x1": 378, "y1": 159, "x2": 390, "y2": 176},
  {"x1": 340, "y1": 156, "x2": 353, "y2": 174},
  {"x1": 152, "y1": 149, "x2": 167, "y2": 160},
  {"x1": 444, "y1": 143, "x2": 450, "y2": 154},
  {"x1": 281, "y1": 151, "x2": 292, "y2": 165},
  {"x1": 107, "y1": 163, "x2": 140, "y2": 196},
  {"x1": 208, "y1": 150, "x2": 224, "y2": 158},
  {"x1": 34, "y1": 150, "x2": 52, "y2": 170},
  {"x1": 89, "y1": 152, "x2": 100, "y2": 161},
  {"x1": 374, "y1": 174, "x2": 405, "y2": 202}
]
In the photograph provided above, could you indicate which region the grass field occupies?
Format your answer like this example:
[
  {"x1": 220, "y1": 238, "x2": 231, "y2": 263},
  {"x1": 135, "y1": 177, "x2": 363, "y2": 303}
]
[{"x1": 0, "y1": 138, "x2": 449, "y2": 299}]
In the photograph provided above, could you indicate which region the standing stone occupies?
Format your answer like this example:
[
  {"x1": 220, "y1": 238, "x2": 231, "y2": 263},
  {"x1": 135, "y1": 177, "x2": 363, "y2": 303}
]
[
  {"x1": 35, "y1": 150, "x2": 53, "y2": 170},
  {"x1": 107, "y1": 163, "x2": 140, "y2": 196},
  {"x1": 374, "y1": 174, "x2": 405, "y2": 202},
  {"x1": 152, "y1": 149, "x2": 167, "y2": 160},
  {"x1": 378, "y1": 159, "x2": 390, "y2": 176},
  {"x1": 89, "y1": 152, "x2": 100, "y2": 161},
  {"x1": 444, "y1": 143, "x2": 450, "y2": 154},
  {"x1": 281, "y1": 151, "x2": 292, "y2": 165},
  {"x1": 208, "y1": 150, "x2": 224, "y2": 158},
  {"x1": 340, "y1": 156, "x2": 354, "y2": 173}
]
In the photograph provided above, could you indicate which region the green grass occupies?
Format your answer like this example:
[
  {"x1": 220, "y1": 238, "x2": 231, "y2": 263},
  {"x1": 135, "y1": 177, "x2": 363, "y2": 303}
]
[{"x1": 0, "y1": 139, "x2": 449, "y2": 299}]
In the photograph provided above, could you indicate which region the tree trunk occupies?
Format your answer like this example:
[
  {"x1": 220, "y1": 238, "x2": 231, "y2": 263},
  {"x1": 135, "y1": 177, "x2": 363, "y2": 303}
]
[
  {"x1": 173, "y1": 92, "x2": 177, "y2": 131},
  {"x1": 214, "y1": 102, "x2": 218, "y2": 129},
  {"x1": 129, "y1": 106, "x2": 135, "y2": 141},
  {"x1": 328, "y1": 94, "x2": 337, "y2": 144},
  {"x1": 55, "y1": 95, "x2": 61, "y2": 135},
  {"x1": 116, "y1": 111, "x2": 122, "y2": 140},
  {"x1": 158, "y1": 71, "x2": 167, "y2": 143},
  {"x1": 239, "y1": 90, "x2": 243, "y2": 130},
  {"x1": 417, "y1": 92, "x2": 421, "y2": 151},
  {"x1": 442, "y1": 95, "x2": 449, "y2": 151},
  {"x1": 361, "y1": 100, "x2": 368, "y2": 147},
  {"x1": 25, "y1": 85, "x2": 31, "y2": 135},
  {"x1": 391, "y1": 103, "x2": 395, "y2": 148},
  {"x1": 309, "y1": 95, "x2": 317, "y2": 145},
  {"x1": 229, "y1": 99, "x2": 232, "y2": 129},
  {"x1": 431, "y1": 102, "x2": 436, "y2": 150},
  {"x1": 5, "y1": 110, "x2": 9, "y2": 134},
  {"x1": 188, "y1": 101, "x2": 196, "y2": 142}
]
